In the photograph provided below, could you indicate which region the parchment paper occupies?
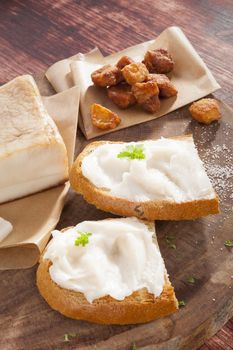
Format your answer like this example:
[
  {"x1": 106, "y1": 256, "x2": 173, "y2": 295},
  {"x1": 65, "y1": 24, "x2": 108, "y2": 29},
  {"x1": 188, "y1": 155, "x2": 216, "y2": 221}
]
[
  {"x1": 46, "y1": 26, "x2": 220, "y2": 139},
  {"x1": 46, "y1": 47, "x2": 103, "y2": 92},
  {"x1": 0, "y1": 86, "x2": 80, "y2": 270}
]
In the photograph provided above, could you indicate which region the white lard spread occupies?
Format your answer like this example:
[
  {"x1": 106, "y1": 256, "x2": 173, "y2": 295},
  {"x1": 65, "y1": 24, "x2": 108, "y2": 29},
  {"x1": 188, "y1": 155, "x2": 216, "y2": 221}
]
[
  {"x1": 44, "y1": 217, "x2": 165, "y2": 303},
  {"x1": 81, "y1": 138, "x2": 215, "y2": 202}
]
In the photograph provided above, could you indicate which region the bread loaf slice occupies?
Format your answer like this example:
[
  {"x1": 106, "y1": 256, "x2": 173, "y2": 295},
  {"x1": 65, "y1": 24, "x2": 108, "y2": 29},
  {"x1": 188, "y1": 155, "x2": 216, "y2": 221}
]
[
  {"x1": 69, "y1": 136, "x2": 219, "y2": 220},
  {"x1": 37, "y1": 218, "x2": 178, "y2": 324}
]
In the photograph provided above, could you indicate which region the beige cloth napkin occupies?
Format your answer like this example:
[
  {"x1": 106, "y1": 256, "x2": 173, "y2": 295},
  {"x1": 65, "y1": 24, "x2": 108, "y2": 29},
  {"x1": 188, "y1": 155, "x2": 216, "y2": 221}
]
[
  {"x1": 0, "y1": 86, "x2": 80, "y2": 270},
  {"x1": 46, "y1": 26, "x2": 220, "y2": 140}
]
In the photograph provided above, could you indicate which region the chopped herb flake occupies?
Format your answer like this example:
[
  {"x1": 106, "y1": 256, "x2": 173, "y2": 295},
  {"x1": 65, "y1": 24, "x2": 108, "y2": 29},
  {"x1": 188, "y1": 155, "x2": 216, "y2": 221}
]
[
  {"x1": 117, "y1": 144, "x2": 145, "y2": 160},
  {"x1": 75, "y1": 231, "x2": 92, "y2": 247},
  {"x1": 187, "y1": 277, "x2": 196, "y2": 285},
  {"x1": 64, "y1": 333, "x2": 78, "y2": 342},
  {"x1": 166, "y1": 236, "x2": 176, "y2": 249},
  {"x1": 64, "y1": 334, "x2": 70, "y2": 342},
  {"x1": 178, "y1": 300, "x2": 186, "y2": 307},
  {"x1": 132, "y1": 342, "x2": 137, "y2": 350},
  {"x1": 224, "y1": 240, "x2": 233, "y2": 248},
  {"x1": 170, "y1": 243, "x2": 176, "y2": 249}
]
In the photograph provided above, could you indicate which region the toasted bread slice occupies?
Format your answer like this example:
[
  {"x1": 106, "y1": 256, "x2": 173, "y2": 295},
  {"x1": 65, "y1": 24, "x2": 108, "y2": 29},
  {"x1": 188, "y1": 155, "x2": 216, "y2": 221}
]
[
  {"x1": 69, "y1": 136, "x2": 219, "y2": 220},
  {"x1": 37, "y1": 220, "x2": 178, "y2": 325}
]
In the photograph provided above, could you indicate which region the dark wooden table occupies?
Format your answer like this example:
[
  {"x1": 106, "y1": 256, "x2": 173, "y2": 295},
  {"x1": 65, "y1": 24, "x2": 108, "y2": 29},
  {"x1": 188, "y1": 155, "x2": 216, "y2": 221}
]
[{"x1": 0, "y1": 1, "x2": 233, "y2": 349}]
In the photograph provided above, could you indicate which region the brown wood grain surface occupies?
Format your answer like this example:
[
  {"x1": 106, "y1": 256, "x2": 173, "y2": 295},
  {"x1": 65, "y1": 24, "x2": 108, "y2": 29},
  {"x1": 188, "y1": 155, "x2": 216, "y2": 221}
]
[{"x1": 0, "y1": 0, "x2": 233, "y2": 349}]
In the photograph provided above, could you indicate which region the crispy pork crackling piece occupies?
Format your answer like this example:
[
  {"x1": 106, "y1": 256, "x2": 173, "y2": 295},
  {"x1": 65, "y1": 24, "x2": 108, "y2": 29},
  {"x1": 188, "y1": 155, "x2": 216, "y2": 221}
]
[
  {"x1": 143, "y1": 49, "x2": 174, "y2": 74},
  {"x1": 107, "y1": 82, "x2": 137, "y2": 109},
  {"x1": 122, "y1": 63, "x2": 149, "y2": 85},
  {"x1": 141, "y1": 94, "x2": 161, "y2": 113},
  {"x1": 146, "y1": 74, "x2": 178, "y2": 98},
  {"x1": 91, "y1": 103, "x2": 121, "y2": 130},
  {"x1": 91, "y1": 65, "x2": 123, "y2": 87},
  {"x1": 132, "y1": 81, "x2": 159, "y2": 104},
  {"x1": 116, "y1": 56, "x2": 134, "y2": 69},
  {"x1": 189, "y1": 98, "x2": 221, "y2": 124}
]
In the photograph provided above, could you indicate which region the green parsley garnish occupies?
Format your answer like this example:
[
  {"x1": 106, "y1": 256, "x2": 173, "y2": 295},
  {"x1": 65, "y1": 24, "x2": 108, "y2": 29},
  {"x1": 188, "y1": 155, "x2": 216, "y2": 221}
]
[
  {"x1": 63, "y1": 333, "x2": 78, "y2": 342},
  {"x1": 187, "y1": 277, "x2": 196, "y2": 285},
  {"x1": 117, "y1": 144, "x2": 145, "y2": 160},
  {"x1": 64, "y1": 334, "x2": 70, "y2": 342},
  {"x1": 166, "y1": 235, "x2": 176, "y2": 249},
  {"x1": 224, "y1": 240, "x2": 233, "y2": 248},
  {"x1": 132, "y1": 342, "x2": 137, "y2": 350},
  {"x1": 75, "y1": 231, "x2": 92, "y2": 247},
  {"x1": 178, "y1": 300, "x2": 186, "y2": 307}
]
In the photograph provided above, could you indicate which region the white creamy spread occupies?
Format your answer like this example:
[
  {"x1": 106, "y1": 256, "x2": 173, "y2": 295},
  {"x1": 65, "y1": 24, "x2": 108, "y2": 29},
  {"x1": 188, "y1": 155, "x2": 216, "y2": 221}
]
[
  {"x1": 0, "y1": 217, "x2": 13, "y2": 243},
  {"x1": 44, "y1": 217, "x2": 165, "y2": 303},
  {"x1": 81, "y1": 138, "x2": 215, "y2": 202}
]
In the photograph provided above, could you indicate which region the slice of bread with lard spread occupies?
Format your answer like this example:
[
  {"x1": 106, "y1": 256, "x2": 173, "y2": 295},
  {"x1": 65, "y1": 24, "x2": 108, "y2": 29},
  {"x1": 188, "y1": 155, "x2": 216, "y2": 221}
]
[
  {"x1": 37, "y1": 217, "x2": 178, "y2": 324},
  {"x1": 70, "y1": 135, "x2": 219, "y2": 220}
]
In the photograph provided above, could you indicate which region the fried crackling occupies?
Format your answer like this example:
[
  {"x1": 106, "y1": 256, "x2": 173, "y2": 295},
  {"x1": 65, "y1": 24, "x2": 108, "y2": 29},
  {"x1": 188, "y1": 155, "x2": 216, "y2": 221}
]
[
  {"x1": 143, "y1": 49, "x2": 174, "y2": 74},
  {"x1": 107, "y1": 82, "x2": 136, "y2": 109},
  {"x1": 91, "y1": 103, "x2": 121, "y2": 129},
  {"x1": 116, "y1": 56, "x2": 134, "y2": 70},
  {"x1": 189, "y1": 98, "x2": 221, "y2": 124},
  {"x1": 146, "y1": 74, "x2": 177, "y2": 97},
  {"x1": 91, "y1": 65, "x2": 123, "y2": 87},
  {"x1": 132, "y1": 81, "x2": 159, "y2": 104},
  {"x1": 122, "y1": 63, "x2": 149, "y2": 85},
  {"x1": 141, "y1": 95, "x2": 161, "y2": 113}
]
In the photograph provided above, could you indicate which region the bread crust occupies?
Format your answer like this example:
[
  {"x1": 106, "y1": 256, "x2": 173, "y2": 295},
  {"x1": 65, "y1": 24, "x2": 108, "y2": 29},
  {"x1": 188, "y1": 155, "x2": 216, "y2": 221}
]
[
  {"x1": 37, "y1": 225, "x2": 178, "y2": 325},
  {"x1": 69, "y1": 137, "x2": 219, "y2": 221}
]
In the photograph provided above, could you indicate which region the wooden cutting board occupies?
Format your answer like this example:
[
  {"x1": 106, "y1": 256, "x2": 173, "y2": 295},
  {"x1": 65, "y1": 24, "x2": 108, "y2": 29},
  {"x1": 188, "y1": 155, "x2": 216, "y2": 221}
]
[{"x1": 0, "y1": 75, "x2": 233, "y2": 350}]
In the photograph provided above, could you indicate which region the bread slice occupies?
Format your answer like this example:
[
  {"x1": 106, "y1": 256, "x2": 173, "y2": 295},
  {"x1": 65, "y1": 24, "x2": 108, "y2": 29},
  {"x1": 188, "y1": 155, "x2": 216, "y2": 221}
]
[
  {"x1": 69, "y1": 136, "x2": 219, "y2": 221},
  {"x1": 37, "y1": 220, "x2": 178, "y2": 325}
]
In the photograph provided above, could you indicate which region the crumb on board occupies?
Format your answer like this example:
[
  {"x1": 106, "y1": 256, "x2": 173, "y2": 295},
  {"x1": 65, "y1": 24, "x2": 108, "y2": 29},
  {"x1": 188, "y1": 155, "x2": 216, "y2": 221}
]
[{"x1": 201, "y1": 135, "x2": 233, "y2": 204}]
